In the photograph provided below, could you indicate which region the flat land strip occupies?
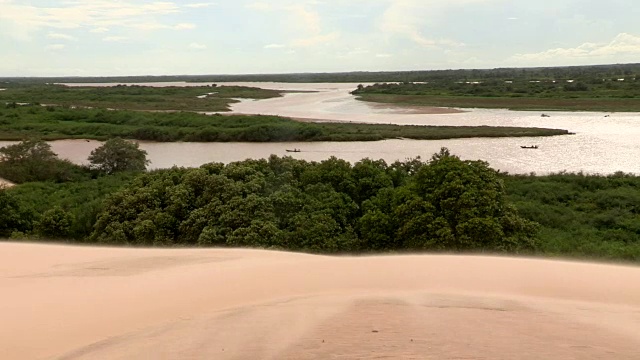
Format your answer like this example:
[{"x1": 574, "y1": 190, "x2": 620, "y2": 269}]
[
  {"x1": 0, "y1": 84, "x2": 281, "y2": 112},
  {"x1": 353, "y1": 72, "x2": 640, "y2": 112},
  {"x1": 0, "y1": 105, "x2": 569, "y2": 142},
  {"x1": 357, "y1": 93, "x2": 640, "y2": 112}
]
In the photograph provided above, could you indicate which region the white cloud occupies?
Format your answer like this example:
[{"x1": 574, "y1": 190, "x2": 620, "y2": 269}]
[
  {"x1": 189, "y1": 42, "x2": 207, "y2": 50},
  {"x1": 509, "y1": 33, "x2": 640, "y2": 64},
  {"x1": 0, "y1": 1, "x2": 181, "y2": 32},
  {"x1": 281, "y1": 4, "x2": 342, "y2": 49},
  {"x1": 185, "y1": 2, "x2": 215, "y2": 8},
  {"x1": 288, "y1": 5, "x2": 321, "y2": 34},
  {"x1": 103, "y1": 36, "x2": 128, "y2": 42},
  {"x1": 264, "y1": 43, "x2": 286, "y2": 49},
  {"x1": 45, "y1": 44, "x2": 65, "y2": 51},
  {"x1": 245, "y1": 2, "x2": 271, "y2": 11},
  {"x1": 131, "y1": 22, "x2": 195, "y2": 31},
  {"x1": 292, "y1": 32, "x2": 339, "y2": 47},
  {"x1": 90, "y1": 27, "x2": 110, "y2": 33},
  {"x1": 376, "y1": 53, "x2": 392, "y2": 58},
  {"x1": 47, "y1": 33, "x2": 76, "y2": 41},
  {"x1": 380, "y1": 0, "x2": 489, "y2": 48},
  {"x1": 175, "y1": 23, "x2": 196, "y2": 30}
]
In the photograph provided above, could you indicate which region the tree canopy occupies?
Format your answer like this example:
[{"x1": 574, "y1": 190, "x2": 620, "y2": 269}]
[
  {"x1": 0, "y1": 139, "x2": 87, "y2": 183},
  {"x1": 89, "y1": 150, "x2": 538, "y2": 252},
  {"x1": 88, "y1": 138, "x2": 150, "y2": 174}
]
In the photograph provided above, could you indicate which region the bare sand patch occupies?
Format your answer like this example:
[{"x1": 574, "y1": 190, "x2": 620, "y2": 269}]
[
  {"x1": 1, "y1": 242, "x2": 639, "y2": 359},
  {"x1": 365, "y1": 101, "x2": 466, "y2": 114},
  {"x1": 0, "y1": 177, "x2": 14, "y2": 189}
]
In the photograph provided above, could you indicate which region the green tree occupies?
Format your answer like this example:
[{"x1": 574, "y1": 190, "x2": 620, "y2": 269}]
[
  {"x1": 37, "y1": 206, "x2": 73, "y2": 238},
  {"x1": 0, "y1": 139, "x2": 85, "y2": 183},
  {"x1": 409, "y1": 148, "x2": 538, "y2": 251},
  {"x1": 0, "y1": 189, "x2": 34, "y2": 237},
  {"x1": 88, "y1": 138, "x2": 150, "y2": 174}
]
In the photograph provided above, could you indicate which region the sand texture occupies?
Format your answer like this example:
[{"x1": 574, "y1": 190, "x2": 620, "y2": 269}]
[
  {"x1": 1, "y1": 242, "x2": 639, "y2": 359},
  {"x1": 0, "y1": 177, "x2": 14, "y2": 188}
]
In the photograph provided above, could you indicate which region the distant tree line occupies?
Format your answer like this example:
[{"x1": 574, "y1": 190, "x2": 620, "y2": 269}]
[{"x1": 2, "y1": 63, "x2": 638, "y2": 84}]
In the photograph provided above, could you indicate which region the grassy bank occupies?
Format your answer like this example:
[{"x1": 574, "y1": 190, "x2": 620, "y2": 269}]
[
  {"x1": 357, "y1": 93, "x2": 640, "y2": 112},
  {"x1": 504, "y1": 172, "x2": 640, "y2": 261},
  {"x1": 353, "y1": 79, "x2": 640, "y2": 112},
  {"x1": 0, "y1": 84, "x2": 281, "y2": 112},
  {"x1": 0, "y1": 105, "x2": 569, "y2": 142}
]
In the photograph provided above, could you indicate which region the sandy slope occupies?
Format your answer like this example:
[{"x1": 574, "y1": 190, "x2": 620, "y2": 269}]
[
  {"x1": 0, "y1": 177, "x2": 14, "y2": 188},
  {"x1": 1, "y1": 243, "x2": 639, "y2": 359}
]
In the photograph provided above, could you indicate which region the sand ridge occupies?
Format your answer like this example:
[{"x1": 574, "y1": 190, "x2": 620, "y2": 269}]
[{"x1": 1, "y1": 242, "x2": 639, "y2": 359}]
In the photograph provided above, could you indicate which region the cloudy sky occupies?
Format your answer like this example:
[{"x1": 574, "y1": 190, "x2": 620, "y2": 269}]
[{"x1": 1, "y1": 0, "x2": 640, "y2": 76}]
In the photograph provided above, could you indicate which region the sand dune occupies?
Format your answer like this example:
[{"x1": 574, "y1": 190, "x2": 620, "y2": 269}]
[{"x1": 1, "y1": 242, "x2": 639, "y2": 359}]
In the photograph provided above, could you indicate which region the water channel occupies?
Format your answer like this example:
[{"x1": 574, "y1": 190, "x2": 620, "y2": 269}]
[{"x1": 7, "y1": 82, "x2": 639, "y2": 175}]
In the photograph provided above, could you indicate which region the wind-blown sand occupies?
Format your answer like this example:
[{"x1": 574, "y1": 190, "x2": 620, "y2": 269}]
[{"x1": 1, "y1": 243, "x2": 639, "y2": 359}]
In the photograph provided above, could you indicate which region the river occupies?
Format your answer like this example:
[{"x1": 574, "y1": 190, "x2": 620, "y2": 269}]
[{"x1": 12, "y1": 82, "x2": 640, "y2": 175}]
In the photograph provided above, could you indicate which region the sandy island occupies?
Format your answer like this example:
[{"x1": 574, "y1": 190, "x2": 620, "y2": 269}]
[{"x1": 1, "y1": 242, "x2": 639, "y2": 359}]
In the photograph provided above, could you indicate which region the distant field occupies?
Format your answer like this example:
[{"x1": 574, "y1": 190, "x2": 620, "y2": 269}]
[
  {"x1": 356, "y1": 93, "x2": 640, "y2": 112},
  {"x1": 0, "y1": 105, "x2": 569, "y2": 142},
  {"x1": 0, "y1": 84, "x2": 281, "y2": 112},
  {"x1": 353, "y1": 78, "x2": 640, "y2": 112}
]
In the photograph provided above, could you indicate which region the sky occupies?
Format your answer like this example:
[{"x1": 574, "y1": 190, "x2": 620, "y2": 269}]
[{"x1": 1, "y1": 0, "x2": 640, "y2": 76}]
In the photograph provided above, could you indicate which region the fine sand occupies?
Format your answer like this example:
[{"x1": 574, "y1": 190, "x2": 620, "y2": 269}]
[
  {"x1": 0, "y1": 177, "x2": 14, "y2": 188},
  {"x1": 1, "y1": 243, "x2": 639, "y2": 359}
]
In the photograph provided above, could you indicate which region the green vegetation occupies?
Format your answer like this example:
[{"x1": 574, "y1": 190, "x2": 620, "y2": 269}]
[
  {"x1": 3, "y1": 63, "x2": 638, "y2": 113},
  {"x1": 352, "y1": 78, "x2": 640, "y2": 112},
  {"x1": 4, "y1": 62, "x2": 639, "y2": 84},
  {"x1": 2, "y1": 152, "x2": 639, "y2": 262},
  {"x1": 0, "y1": 139, "x2": 91, "y2": 183},
  {"x1": 1, "y1": 150, "x2": 539, "y2": 252},
  {"x1": 504, "y1": 172, "x2": 640, "y2": 261},
  {"x1": 2, "y1": 172, "x2": 139, "y2": 239},
  {"x1": 89, "y1": 138, "x2": 149, "y2": 174},
  {"x1": 0, "y1": 105, "x2": 569, "y2": 142},
  {"x1": 0, "y1": 83, "x2": 281, "y2": 112}
]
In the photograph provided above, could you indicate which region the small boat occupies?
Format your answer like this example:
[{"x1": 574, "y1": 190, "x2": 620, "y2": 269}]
[
  {"x1": 541, "y1": 114, "x2": 551, "y2": 117},
  {"x1": 286, "y1": 149, "x2": 301, "y2": 153},
  {"x1": 520, "y1": 145, "x2": 539, "y2": 149}
]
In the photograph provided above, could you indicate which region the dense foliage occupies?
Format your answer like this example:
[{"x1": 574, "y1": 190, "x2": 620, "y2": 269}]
[
  {"x1": 87, "y1": 151, "x2": 538, "y2": 252},
  {"x1": 352, "y1": 78, "x2": 640, "y2": 112},
  {"x1": 1, "y1": 172, "x2": 138, "y2": 239},
  {"x1": 0, "y1": 139, "x2": 90, "y2": 183},
  {"x1": 0, "y1": 105, "x2": 568, "y2": 142},
  {"x1": 89, "y1": 138, "x2": 149, "y2": 174},
  {"x1": 0, "y1": 84, "x2": 281, "y2": 112},
  {"x1": 3, "y1": 153, "x2": 639, "y2": 261},
  {"x1": 1, "y1": 151, "x2": 538, "y2": 253},
  {"x1": 504, "y1": 172, "x2": 640, "y2": 260}
]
